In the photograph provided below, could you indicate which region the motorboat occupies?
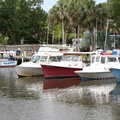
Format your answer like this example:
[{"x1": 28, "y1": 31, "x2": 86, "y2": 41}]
[
  {"x1": 15, "y1": 52, "x2": 63, "y2": 77},
  {"x1": 109, "y1": 67, "x2": 120, "y2": 82},
  {"x1": 14, "y1": 44, "x2": 75, "y2": 77},
  {"x1": 75, "y1": 51, "x2": 120, "y2": 80},
  {"x1": 0, "y1": 51, "x2": 17, "y2": 67},
  {"x1": 0, "y1": 59, "x2": 17, "y2": 67},
  {"x1": 41, "y1": 52, "x2": 94, "y2": 78}
]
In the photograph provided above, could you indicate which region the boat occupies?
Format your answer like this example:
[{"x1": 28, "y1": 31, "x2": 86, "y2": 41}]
[
  {"x1": 15, "y1": 52, "x2": 63, "y2": 77},
  {"x1": 109, "y1": 67, "x2": 120, "y2": 82},
  {"x1": 0, "y1": 51, "x2": 17, "y2": 67},
  {"x1": 41, "y1": 52, "x2": 94, "y2": 78},
  {"x1": 0, "y1": 59, "x2": 17, "y2": 67},
  {"x1": 14, "y1": 44, "x2": 74, "y2": 77},
  {"x1": 14, "y1": 46, "x2": 63, "y2": 77},
  {"x1": 74, "y1": 51, "x2": 120, "y2": 80}
]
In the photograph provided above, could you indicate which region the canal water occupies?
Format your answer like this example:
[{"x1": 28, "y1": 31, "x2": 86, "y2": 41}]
[{"x1": 0, "y1": 68, "x2": 120, "y2": 120}]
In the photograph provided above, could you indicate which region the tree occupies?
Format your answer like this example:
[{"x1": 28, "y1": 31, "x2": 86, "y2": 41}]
[
  {"x1": 108, "y1": 0, "x2": 120, "y2": 34},
  {"x1": 0, "y1": 0, "x2": 47, "y2": 44}
]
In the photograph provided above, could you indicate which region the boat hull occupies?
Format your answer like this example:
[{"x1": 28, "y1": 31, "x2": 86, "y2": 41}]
[
  {"x1": 0, "y1": 61, "x2": 17, "y2": 68},
  {"x1": 41, "y1": 64, "x2": 83, "y2": 78},
  {"x1": 110, "y1": 68, "x2": 120, "y2": 82},
  {"x1": 75, "y1": 71, "x2": 115, "y2": 80},
  {"x1": 15, "y1": 66, "x2": 43, "y2": 77}
]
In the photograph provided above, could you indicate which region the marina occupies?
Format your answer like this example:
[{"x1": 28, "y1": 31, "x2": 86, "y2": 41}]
[
  {"x1": 0, "y1": 0, "x2": 119, "y2": 119},
  {"x1": 0, "y1": 68, "x2": 120, "y2": 120}
]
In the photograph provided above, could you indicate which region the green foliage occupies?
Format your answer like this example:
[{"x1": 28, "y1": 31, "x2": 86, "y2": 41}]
[
  {"x1": 48, "y1": 0, "x2": 110, "y2": 50},
  {"x1": 0, "y1": 0, "x2": 119, "y2": 49},
  {"x1": 0, "y1": 0, "x2": 47, "y2": 44},
  {"x1": 0, "y1": 33, "x2": 4, "y2": 44},
  {"x1": 108, "y1": 0, "x2": 120, "y2": 33}
]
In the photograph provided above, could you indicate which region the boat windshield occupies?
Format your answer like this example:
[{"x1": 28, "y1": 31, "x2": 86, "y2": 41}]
[
  {"x1": 40, "y1": 56, "x2": 48, "y2": 62},
  {"x1": 31, "y1": 55, "x2": 41, "y2": 63},
  {"x1": 72, "y1": 56, "x2": 80, "y2": 62},
  {"x1": 61, "y1": 56, "x2": 72, "y2": 61},
  {"x1": 48, "y1": 56, "x2": 58, "y2": 62},
  {"x1": 61, "y1": 55, "x2": 80, "y2": 62},
  {"x1": 108, "y1": 57, "x2": 117, "y2": 62},
  {"x1": 91, "y1": 56, "x2": 100, "y2": 63}
]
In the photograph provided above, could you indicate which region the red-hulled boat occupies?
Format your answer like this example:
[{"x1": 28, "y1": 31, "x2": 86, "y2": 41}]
[
  {"x1": 41, "y1": 64, "x2": 83, "y2": 78},
  {"x1": 41, "y1": 52, "x2": 94, "y2": 78}
]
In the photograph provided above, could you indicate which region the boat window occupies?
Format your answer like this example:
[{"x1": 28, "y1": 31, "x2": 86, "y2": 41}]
[
  {"x1": 118, "y1": 57, "x2": 120, "y2": 62},
  {"x1": 72, "y1": 56, "x2": 80, "y2": 62},
  {"x1": 91, "y1": 56, "x2": 95, "y2": 63},
  {"x1": 31, "y1": 55, "x2": 41, "y2": 63},
  {"x1": 40, "y1": 56, "x2": 48, "y2": 62},
  {"x1": 61, "y1": 56, "x2": 66, "y2": 61},
  {"x1": 91, "y1": 56, "x2": 100, "y2": 63},
  {"x1": 95, "y1": 56, "x2": 100, "y2": 62},
  {"x1": 61, "y1": 56, "x2": 72, "y2": 61},
  {"x1": 48, "y1": 56, "x2": 58, "y2": 62},
  {"x1": 56, "y1": 56, "x2": 62, "y2": 61},
  {"x1": 66, "y1": 56, "x2": 73, "y2": 61},
  {"x1": 108, "y1": 57, "x2": 117, "y2": 62},
  {"x1": 101, "y1": 57, "x2": 105, "y2": 64},
  {"x1": 36, "y1": 56, "x2": 41, "y2": 62}
]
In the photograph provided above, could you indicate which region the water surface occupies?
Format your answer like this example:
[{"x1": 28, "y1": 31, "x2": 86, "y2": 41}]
[{"x1": 0, "y1": 68, "x2": 120, "y2": 120}]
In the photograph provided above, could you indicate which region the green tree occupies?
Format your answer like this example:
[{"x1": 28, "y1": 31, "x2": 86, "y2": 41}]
[
  {"x1": 0, "y1": 0, "x2": 46, "y2": 44},
  {"x1": 108, "y1": 0, "x2": 120, "y2": 34}
]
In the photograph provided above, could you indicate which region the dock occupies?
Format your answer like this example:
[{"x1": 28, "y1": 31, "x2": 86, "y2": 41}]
[{"x1": 0, "y1": 44, "x2": 41, "y2": 65}]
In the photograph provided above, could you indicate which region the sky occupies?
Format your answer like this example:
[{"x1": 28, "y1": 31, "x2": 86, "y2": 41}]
[{"x1": 42, "y1": 0, "x2": 107, "y2": 12}]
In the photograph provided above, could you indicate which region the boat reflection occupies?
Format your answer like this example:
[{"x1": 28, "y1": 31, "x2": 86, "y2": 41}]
[
  {"x1": 43, "y1": 77, "x2": 81, "y2": 90},
  {"x1": 42, "y1": 79, "x2": 116, "y2": 104},
  {"x1": 109, "y1": 83, "x2": 120, "y2": 95}
]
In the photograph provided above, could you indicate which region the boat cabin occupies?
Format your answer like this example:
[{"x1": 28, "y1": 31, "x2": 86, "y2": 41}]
[
  {"x1": 90, "y1": 54, "x2": 120, "y2": 66},
  {"x1": 30, "y1": 52, "x2": 63, "y2": 63},
  {"x1": 59, "y1": 52, "x2": 94, "y2": 67}
]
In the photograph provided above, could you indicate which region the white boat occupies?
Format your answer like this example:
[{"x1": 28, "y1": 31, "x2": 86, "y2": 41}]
[
  {"x1": 0, "y1": 59, "x2": 17, "y2": 67},
  {"x1": 14, "y1": 46, "x2": 63, "y2": 77},
  {"x1": 41, "y1": 52, "x2": 94, "y2": 78},
  {"x1": 14, "y1": 44, "x2": 75, "y2": 77},
  {"x1": 75, "y1": 51, "x2": 120, "y2": 80},
  {"x1": 0, "y1": 51, "x2": 17, "y2": 67}
]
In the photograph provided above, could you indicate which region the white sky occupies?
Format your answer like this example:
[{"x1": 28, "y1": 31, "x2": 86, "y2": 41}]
[{"x1": 42, "y1": 0, "x2": 107, "y2": 12}]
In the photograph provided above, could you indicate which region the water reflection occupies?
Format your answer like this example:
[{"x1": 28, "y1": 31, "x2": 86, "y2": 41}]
[
  {"x1": 0, "y1": 68, "x2": 44, "y2": 100},
  {"x1": 43, "y1": 79, "x2": 116, "y2": 105},
  {"x1": 15, "y1": 76, "x2": 44, "y2": 99},
  {"x1": 110, "y1": 83, "x2": 120, "y2": 95},
  {"x1": 1, "y1": 68, "x2": 120, "y2": 120},
  {"x1": 0, "y1": 68, "x2": 117, "y2": 103},
  {"x1": 43, "y1": 77, "x2": 81, "y2": 90},
  {"x1": 0, "y1": 68, "x2": 17, "y2": 78}
]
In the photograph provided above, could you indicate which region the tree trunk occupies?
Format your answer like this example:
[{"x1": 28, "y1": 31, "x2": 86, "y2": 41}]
[
  {"x1": 90, "y1": 30, "x2": 95, "y2": 51},
  {"x1": 77, "y1": 25, "x2": 80, "y2": 51}
]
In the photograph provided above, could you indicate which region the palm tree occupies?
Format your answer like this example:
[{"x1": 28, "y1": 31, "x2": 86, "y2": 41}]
[
  {"x1": 65, "y1": 0, "x2": 86, "y2": 51},
  {"x1": 48, "y1": 0, "x2": 109, "y2": 51}
]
